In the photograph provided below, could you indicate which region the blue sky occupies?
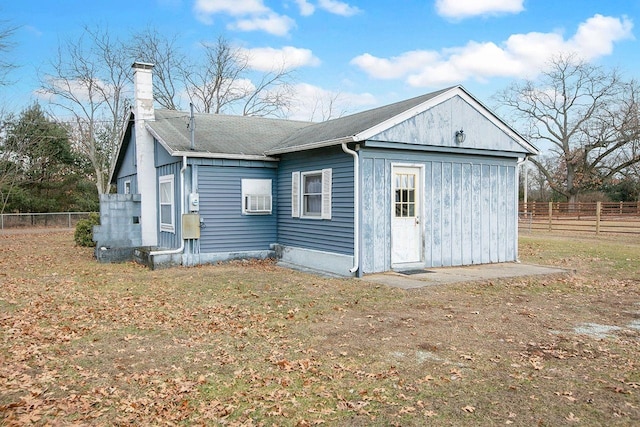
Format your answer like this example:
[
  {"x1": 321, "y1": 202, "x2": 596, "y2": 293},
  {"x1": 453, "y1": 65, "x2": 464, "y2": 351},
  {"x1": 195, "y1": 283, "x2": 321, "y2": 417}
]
[{"x1": 2, "y1": 0, "x2": 640, "y2": 120}]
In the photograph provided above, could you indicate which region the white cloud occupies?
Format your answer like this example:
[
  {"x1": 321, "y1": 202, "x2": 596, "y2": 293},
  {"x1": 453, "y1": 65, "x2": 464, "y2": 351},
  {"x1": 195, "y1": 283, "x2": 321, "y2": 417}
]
[
  {"x1": 351, "y1": 14, "x2": 634, "y2": 88},
  {"x1": 435, "y1": 0, "x2": 524, "y2": 19},
  {"x1": 194, "y1": 0, "x2": 295, "y2": 36},
  {"x1": 38, "y1": 77, "x2": 114, "y2": 104},
  {"x1": 568, "y1": 14, "x2": 635, "y2": 58},
  {"x1": 230, "y1": 13, "x2": 296, "y2": 36},
  {"x1": 350, "y1": 51, "x2": 440, "y2": 79},
  {"x1": 287, "y1": 83, "x2": 376, "y2": 121},
  {"x1": 294, "y1": 0, "x2": 315, "y2": 16},
  {"x1": 243, "y1": 46, "x2": 321, "y2": 71},
  {"x1": 317, "y1": 0, "x2": 361, "y2": 17},
  {"x1": 194, "y1": 0, "x2": 268, "y2": 19}
]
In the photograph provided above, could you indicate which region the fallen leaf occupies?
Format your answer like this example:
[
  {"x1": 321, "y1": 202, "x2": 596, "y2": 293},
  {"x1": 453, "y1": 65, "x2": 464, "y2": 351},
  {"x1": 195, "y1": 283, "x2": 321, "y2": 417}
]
[{"x1": 566, "y1": 412, "x2": 580, "y2": 422}]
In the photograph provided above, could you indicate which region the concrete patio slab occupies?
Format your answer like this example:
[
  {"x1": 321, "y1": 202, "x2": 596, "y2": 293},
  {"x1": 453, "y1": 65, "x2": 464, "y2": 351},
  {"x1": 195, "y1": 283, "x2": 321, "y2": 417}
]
[{"x1": 363, "y1": 262, "x2": 570, "y2": 290}]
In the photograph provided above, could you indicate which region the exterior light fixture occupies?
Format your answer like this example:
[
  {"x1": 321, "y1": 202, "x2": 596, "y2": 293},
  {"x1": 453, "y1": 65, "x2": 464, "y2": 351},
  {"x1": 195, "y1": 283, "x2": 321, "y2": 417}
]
[{"x1": 455, "y1": 129, "x2": 466, "y2": 144}]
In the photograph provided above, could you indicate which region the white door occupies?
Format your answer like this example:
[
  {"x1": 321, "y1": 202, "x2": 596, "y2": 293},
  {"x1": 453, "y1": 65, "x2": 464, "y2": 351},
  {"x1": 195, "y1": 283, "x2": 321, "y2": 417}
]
[{"x1": 391, "y1": 166, "x2": 422, "y2": 264}]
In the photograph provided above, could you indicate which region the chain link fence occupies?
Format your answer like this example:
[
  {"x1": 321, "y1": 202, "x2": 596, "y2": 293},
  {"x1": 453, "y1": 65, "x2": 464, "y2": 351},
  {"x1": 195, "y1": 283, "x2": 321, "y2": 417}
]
[{"x1": 0, "y1": 212, "x2": 96, "y2": 230}]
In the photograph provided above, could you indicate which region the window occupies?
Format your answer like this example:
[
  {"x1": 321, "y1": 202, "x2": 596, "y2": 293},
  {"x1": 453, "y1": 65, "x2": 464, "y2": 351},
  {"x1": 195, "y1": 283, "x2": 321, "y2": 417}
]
[
  {"x1": 124, "y1": 180, "x2": 131, "y2": 195},
  {"x1": 241, "y1": 179, "x2": 272, "y2": 214},
  {"x1": 303, "y1": 172, "x2": 322, "y2": 216},
  {"x1": 291, "y1": 169, "x2": 331, "y2": 219},
  {"x1": 159, "y1": 175, "x2": 175, "y2": 232},
  {"x1": 394, "y1": 173, "x2": 416, "y2": 217}
]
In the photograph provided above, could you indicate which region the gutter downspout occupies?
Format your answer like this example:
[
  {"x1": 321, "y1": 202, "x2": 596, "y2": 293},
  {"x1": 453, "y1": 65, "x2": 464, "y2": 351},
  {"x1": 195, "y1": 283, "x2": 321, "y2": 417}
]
[
  {"x1": 517, "y1": 153, "x2": 530, "y2": 166},
  {"x1": 341, "y1": 142, "x2": 360, "y2": 275},
  {"x1": 189, "y1": 103, "x2": 195, "y2": 150},
  {"x1": 150, "y1": 155, "x2": 188, "y2": 257},
  {"x1": 514, "y1": 153, "x2": 531, "y2": 264}
]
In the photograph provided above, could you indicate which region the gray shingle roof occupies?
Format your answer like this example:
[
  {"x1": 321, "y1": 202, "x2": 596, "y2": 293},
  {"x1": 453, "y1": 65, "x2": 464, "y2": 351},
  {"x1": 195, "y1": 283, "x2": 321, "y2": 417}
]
[
  {"x1": 147, "y1": 110, "x2": 312, "y2": 156},
  {"x1": 146, "y1": 87, "x2": 454, "y2": 157},
  {"x1": 270, "y1": 87, "x2": 453, "y2": 152}
]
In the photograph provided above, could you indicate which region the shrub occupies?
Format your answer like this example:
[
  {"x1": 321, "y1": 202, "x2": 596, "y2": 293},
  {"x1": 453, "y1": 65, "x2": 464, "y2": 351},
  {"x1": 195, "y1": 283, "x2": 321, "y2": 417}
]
[{"x1": 74, "y1": 212, "x2": 100, "y2": 247}]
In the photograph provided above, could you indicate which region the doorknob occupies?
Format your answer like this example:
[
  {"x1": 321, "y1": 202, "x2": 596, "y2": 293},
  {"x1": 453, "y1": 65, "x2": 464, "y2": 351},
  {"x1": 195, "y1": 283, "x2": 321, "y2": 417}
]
[{"x1": 415, "y1": 216, "x2": 420, "y2": 225}]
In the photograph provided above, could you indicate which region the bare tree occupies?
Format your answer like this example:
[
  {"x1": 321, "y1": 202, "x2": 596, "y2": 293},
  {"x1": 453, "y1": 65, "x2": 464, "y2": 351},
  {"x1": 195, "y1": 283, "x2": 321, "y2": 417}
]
[
  {"x1": 0, "y1": 21, "x2": 17, "y2": 86},
  {"x1": 241, "y1": 63, "x2": 294, "y2": 118},
  {"x1": 306, "y1": 90, "x2": 349, "y2": 122},
  {"x1": 183, "y1": 36, "x2": 247, "y2": 114},
  {"x1": 184, "y1": 37, "x2": 294, "y2": 117},
  {"x1": 495, "y1": 54, "x2": 640, "y2": 205},
  {"x1": 40, "y1": 26, "x2": 131, "y2": 195},
  {"x1": 128, "y1": 27, "x2": 186, "y2": 110}
]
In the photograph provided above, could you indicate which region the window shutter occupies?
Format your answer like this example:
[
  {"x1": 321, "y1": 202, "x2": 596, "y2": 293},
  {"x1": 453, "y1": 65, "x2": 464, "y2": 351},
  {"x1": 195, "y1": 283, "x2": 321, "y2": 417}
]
[
  {"x1": 321, "y1": 168, "x2": 332, "y2": 220},
  {"x1": 291, "y1": 171, "x2": 300, "y2": 218}
]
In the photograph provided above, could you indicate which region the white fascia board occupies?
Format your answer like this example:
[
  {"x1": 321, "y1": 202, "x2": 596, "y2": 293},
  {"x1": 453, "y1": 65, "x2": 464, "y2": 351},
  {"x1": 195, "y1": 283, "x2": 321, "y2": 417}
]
[
  {"x1": 171, "y1": 151, "x2": 279, "y2": 161},
  {"x1": 145, "y1": 123, "x2": 175, "y2": 155},
  {"x1": 354, "y1": 85, "x2": 539, "y2": 156},
  {"x1": 265, "y1": 136, "x2": 354, "y2": 155}
]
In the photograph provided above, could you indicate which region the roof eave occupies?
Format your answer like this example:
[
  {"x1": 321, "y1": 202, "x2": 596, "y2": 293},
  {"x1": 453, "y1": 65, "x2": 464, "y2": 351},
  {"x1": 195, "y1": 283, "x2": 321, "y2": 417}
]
[
  {"x1": 109, "y1": 110, "x2": 135, "y2": 185},
  {"x1": 145, "y1": 122, "x2": 174, "y2": 155},
  {"x1": 265, "y1": 136, "x2": 355, "y2": 155},
  {"x1": 171, "y1": 151, "x2": 279, "y2": 161}
]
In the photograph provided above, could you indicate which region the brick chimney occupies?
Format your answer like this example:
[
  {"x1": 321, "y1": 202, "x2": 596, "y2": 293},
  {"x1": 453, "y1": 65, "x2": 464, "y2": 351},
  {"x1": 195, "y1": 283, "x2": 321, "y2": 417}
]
[{"x1": 132, "y1": 62, "x2": 157, "y2": 247}]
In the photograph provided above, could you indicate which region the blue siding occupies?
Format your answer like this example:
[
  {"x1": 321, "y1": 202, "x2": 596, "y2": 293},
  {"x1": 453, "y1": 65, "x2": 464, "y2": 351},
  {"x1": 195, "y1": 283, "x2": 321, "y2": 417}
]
[
  {"x1": 117, "y1": 174, "x2": 138, "y2": 195},
  {"x1": 115, "y1": 130, "x2": 138, "y2": 194},
  {"x1": 360, "y1": 148, "x2": 519, "y2": 273},
  {"x1": 277, "y1": 146, "x2": 354, "y2": 255},
  {"x1": 155, "y1": 139, "x2": 176, "y2": 167},
  {"x1": 157, "y1": 162, "x2": 183, "y2": 249},
  {"x1": 198, "y1": 164, "x2": 278, "y2": 252}
]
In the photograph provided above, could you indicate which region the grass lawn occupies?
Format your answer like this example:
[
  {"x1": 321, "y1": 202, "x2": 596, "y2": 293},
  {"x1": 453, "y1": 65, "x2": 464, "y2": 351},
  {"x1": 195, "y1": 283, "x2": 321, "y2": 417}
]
[{"x1": 1, "y1": 230, "x2": 639, "y2": 425}]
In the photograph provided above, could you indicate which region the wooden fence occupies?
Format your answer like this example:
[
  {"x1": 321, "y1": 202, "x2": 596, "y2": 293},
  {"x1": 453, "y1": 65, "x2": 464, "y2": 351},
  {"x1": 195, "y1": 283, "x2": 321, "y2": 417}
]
[{"x1": 518, "y1": 202, "x2": 640, "y2": 235}]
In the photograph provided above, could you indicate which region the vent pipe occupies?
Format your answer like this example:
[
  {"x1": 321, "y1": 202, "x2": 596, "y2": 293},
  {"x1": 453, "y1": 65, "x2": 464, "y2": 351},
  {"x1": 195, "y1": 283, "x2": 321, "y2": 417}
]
[{"x1": 189, "y1": 103, "x2": 195, "y2": 150}]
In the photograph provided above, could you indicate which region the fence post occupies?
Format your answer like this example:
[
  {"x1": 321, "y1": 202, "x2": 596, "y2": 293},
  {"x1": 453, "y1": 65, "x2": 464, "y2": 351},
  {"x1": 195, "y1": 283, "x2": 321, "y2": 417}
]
[
  {"x1": 596, "y1": 201, "x2": 601, "y2": 235},
  {"x1": 548, "y1": 201, "x2": 553, "y2": 231}
]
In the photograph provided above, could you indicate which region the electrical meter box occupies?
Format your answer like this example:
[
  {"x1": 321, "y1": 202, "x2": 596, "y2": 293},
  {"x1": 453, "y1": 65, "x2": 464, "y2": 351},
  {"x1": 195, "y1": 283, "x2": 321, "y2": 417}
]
[{"x1": 188, "y1": 193, "x2": 200, "y2": 212}]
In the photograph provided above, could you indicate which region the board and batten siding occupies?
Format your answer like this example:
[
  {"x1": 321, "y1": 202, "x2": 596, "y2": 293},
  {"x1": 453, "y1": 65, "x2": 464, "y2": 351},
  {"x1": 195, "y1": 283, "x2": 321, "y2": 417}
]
[
  {"x1": 115, "y1": 130, "x2": 138, "y2": 194},
  {"x1": 117, "y1": 174, "x2": 138, "y2": 195},
  {"x1": 156, "y1": 161, "x2": 183, "y2": 249},
  {"x1": 277, "y1": 146, "x2": 354, "y2": 255},
  {"x1": 360, "y1": 149, "x2": 518, "y2": 273},
  {"x1": 197, "y1": 161, "x2": 278, "y2": 253},
  {"x1": 372, "y1": 94, "x2": 525, "y2": 153}
]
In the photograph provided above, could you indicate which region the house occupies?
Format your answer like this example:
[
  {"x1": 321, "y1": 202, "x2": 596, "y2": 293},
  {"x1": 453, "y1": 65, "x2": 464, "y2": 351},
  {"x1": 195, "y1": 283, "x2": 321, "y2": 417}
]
[{"x1": 93, "y1": 62, "x2": 538, "y2": 277}]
